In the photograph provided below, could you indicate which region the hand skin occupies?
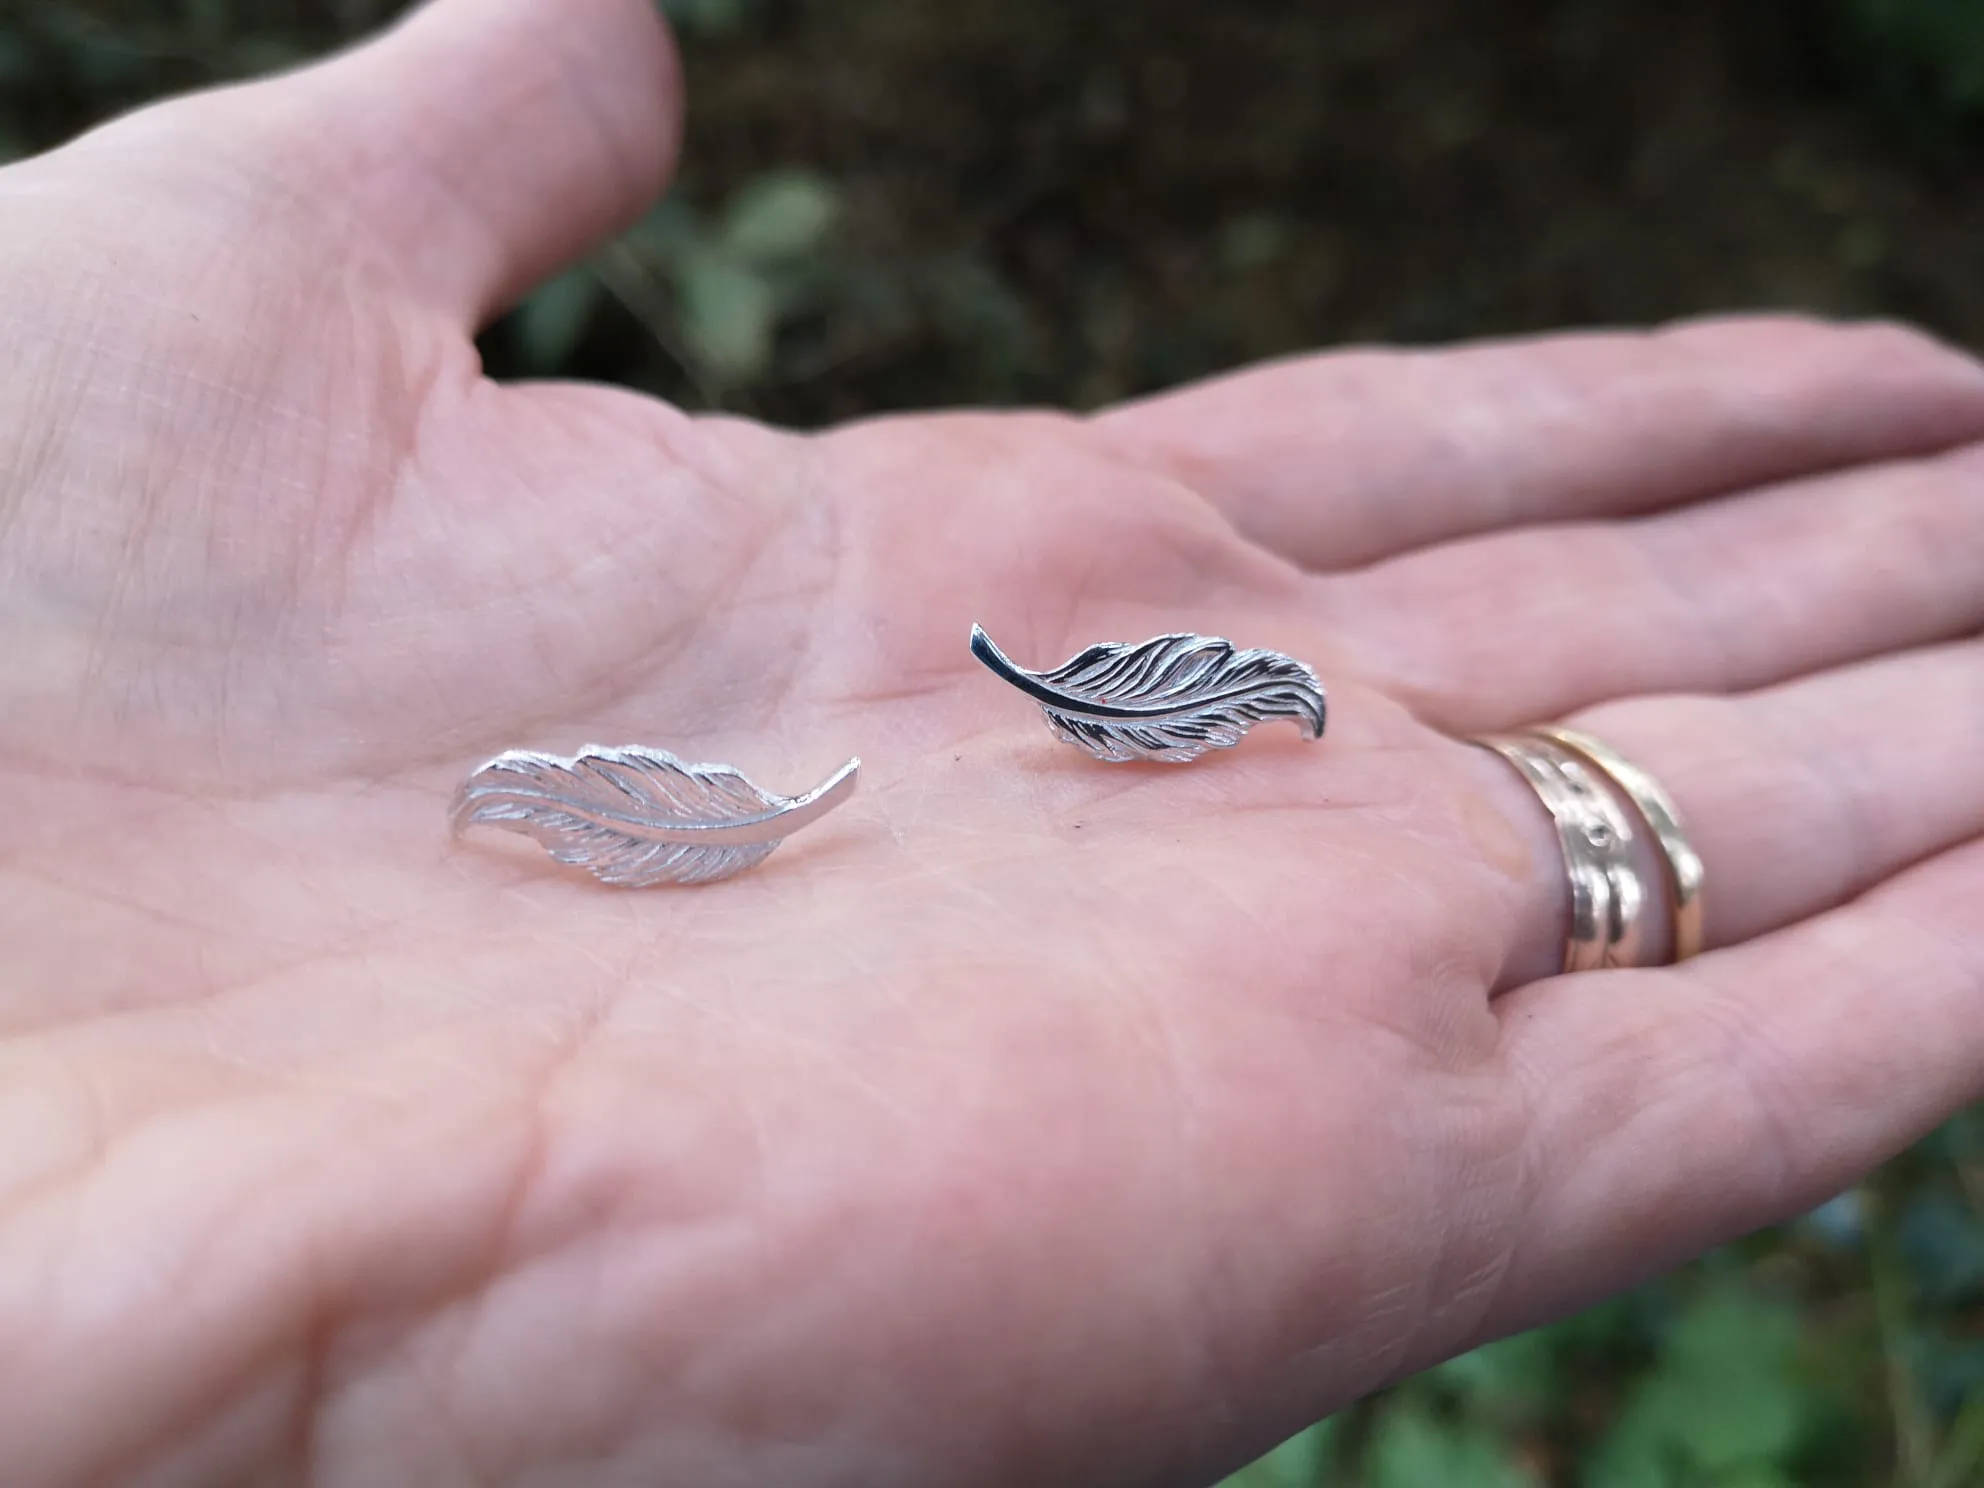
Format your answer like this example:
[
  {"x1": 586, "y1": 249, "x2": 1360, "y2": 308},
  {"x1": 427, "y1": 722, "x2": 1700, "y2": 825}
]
[{"x1": 3, "y1": 3, "x2": 1983, "y2": 1484}]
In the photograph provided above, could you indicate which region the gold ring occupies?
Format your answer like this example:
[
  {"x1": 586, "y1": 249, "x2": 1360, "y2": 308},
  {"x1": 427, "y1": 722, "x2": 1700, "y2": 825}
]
[
  {"x1": 1473, "y1": 733, "x2": 1652, "y2": 972},
  {"x1": 1537, "y1": 726, "x2": 1705, "y2": 962}
]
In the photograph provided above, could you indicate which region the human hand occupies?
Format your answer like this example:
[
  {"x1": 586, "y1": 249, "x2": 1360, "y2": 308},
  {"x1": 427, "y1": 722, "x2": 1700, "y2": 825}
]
[{"x1": 3, "y1": 3, "x2": 1982, "y2": 1482}]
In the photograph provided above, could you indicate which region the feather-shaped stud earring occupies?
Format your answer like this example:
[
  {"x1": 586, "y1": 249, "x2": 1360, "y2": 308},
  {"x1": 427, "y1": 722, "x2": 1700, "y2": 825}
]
[
  {"x1": 970, "y1": 624, "x2": 1326, "y2": 764},
  {"x1": 450, "y1": 745, "x2": 858, "y2": 886}
]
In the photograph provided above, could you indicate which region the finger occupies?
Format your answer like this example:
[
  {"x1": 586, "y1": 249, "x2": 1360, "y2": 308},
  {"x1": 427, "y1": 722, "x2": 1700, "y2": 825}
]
[
  {"x1": 109, "y1": 0, "x2": 683, "y2": 326},
  {"x1": 1477, "y1": 637, "x2": 1984, "y2": 982},
  {"x1": 1487, "y1": 833, "x2": 1984, "y2": 1337},
  {"x1": 1322, "y1": 436, "x2": 1984, "y2": 728},
  {"x1": 1095, "y1": 317, "x2": 1984, "y2": 570}
]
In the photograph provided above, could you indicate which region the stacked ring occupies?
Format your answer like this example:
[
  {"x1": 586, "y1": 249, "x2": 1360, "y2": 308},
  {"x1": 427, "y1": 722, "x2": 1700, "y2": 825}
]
[
  {"x1": 1473, "y1": 729, "x2": 1704, "y2": 973},
  {"x1": 1537, "y1": 727, "x2": 1705, "y2": 963}
]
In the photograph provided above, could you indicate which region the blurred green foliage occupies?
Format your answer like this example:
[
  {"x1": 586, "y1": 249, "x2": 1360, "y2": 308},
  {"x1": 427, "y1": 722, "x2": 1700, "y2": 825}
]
[
  {"x1": 9, "y1": 0, "x2": 1984, "y2": 425},
  {"x1": 1223, "y1": 1121, "x2": 1984, "y2": 1488},
  {"x1": 2, "y1": 3, "x2": 1981, "y2": 1484},
  {"x1": 1830, "y1": 0, "x2": 1984, "y2": 136}
]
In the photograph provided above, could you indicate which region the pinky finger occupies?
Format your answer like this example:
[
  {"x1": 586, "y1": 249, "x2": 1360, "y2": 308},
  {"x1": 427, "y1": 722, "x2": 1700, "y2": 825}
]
[{"x1": 1485, "y1": 834, "x2": 1984, "y2": 1337}]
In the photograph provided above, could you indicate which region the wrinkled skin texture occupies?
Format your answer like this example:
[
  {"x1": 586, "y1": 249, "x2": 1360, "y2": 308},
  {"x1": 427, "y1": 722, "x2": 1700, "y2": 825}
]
[{"x1": 3, "y1": 3, "x2": 1984, "y2": 1484}]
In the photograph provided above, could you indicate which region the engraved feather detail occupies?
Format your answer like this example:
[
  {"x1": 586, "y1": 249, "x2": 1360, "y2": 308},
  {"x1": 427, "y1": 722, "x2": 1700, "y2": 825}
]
[
  {"x1": 970, "y1": 624, "x2": 1326, "y2": 763},
  {"x1": 450, "y1": 745, "x2": 859, "y2": 886}
]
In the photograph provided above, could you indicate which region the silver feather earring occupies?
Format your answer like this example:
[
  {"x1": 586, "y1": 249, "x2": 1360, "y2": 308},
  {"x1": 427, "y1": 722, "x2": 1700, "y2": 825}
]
[
  {"x1": 971, "y1": 624, "x2": 1326, "y2": 763},
  {"x1": 450, "y1": 745, "x2": 859, "y2": 886}
]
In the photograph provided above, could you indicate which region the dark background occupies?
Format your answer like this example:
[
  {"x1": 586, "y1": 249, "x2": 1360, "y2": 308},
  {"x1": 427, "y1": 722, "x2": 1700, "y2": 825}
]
[{"x1": 3, "y1": 2, "x2": 1981, "y2": 1483}]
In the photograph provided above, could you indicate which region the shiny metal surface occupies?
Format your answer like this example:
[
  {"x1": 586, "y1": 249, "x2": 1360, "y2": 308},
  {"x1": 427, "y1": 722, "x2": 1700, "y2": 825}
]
[
  {"x1": 970, "y1": 623, "x2": 1327, "y2": 764},
  {"x1": 1539, "y1": 725, "x2": 1706, "y2": 962},
  {"x1": 451, "y1": 745, "x2": 859, "y2": 887},
  {"x1": 1474, "y1": 732, "x2": 1650, "y2": 973}
]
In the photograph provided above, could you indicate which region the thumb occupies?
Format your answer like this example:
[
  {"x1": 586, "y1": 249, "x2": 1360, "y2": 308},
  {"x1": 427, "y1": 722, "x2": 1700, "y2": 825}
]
[{"x1": 110, "y1": 0, "x2": 684, "y2": 327}]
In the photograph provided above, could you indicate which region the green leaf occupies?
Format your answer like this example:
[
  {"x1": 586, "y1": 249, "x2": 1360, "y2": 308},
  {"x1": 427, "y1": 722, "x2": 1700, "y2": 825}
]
[
  {"x1": 1367, "y1": 1402, "x2": 1540, "y2": 1488},
  {"x1": 1431, "y1": 1331, "x2": 1558, "y2": 1421},
  {"x1": 623, "y1": 198, "x2": 706, "y2": 269},
  {"x1": 1588, "y1": 1283, "x2": 1809, "y2": 1481},
  {"x1": 513, "y1": 269, "x2": 603, "y2": 372},
  {"x1": 678, "y1": 253, "x2": 777, "y2": 385},
  {"x1": 718, "y1": 170, "x2": 842, "y2": 265}
]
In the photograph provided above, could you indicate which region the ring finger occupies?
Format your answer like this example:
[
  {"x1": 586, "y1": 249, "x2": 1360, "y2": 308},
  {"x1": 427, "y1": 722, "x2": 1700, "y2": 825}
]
[{"x1": 1478, "y1": 633, "x2": 1984, "y2": 983}]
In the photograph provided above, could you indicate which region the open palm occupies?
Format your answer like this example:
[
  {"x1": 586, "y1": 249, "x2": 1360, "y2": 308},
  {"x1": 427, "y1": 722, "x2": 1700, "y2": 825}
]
[{"x1": 4, "y1": 4, "x2": 1982, "y2": 1484}]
